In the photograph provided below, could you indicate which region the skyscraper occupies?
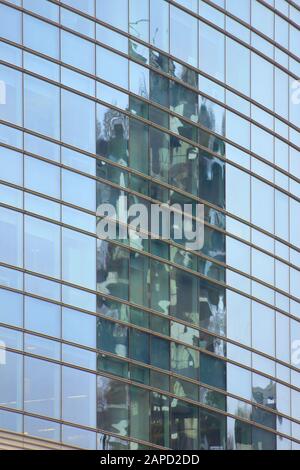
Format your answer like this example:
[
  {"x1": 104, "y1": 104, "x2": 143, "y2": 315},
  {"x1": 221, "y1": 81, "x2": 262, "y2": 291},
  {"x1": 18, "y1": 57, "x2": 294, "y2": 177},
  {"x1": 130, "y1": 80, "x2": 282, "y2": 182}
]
[{"x1": 0, "y1": 0, "x2": 300, "y2": 451}]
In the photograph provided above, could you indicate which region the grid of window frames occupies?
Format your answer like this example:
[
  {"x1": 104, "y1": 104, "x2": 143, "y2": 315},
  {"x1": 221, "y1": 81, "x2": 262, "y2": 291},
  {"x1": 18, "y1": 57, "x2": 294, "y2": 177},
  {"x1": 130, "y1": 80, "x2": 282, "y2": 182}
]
[{"x1": 0, "y1": 0, "x2": 300, "y2": 450}]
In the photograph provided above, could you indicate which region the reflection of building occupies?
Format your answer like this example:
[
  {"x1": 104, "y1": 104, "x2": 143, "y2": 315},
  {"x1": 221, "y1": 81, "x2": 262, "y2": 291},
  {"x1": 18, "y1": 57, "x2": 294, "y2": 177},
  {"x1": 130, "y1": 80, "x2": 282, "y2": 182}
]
[{"x1": 0, "y1": 0, "x2": 298, "y2": 451}]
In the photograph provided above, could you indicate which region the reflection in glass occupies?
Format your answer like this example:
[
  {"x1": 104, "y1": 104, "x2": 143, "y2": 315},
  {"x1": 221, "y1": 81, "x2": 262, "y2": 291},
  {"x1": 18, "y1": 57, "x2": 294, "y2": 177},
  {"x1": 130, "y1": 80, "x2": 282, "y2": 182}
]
[
  {"x1": 171, "y1": 399, "x2": 198, "y2": 450},
  {"x1": 97, "y1": 376, "x2": 129, "y2": 436}
]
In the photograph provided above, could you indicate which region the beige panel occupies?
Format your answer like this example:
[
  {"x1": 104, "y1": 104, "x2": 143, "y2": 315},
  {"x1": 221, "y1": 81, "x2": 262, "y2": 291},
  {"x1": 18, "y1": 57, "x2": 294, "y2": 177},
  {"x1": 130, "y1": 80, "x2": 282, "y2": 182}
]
[{"x1": 0, "y1": 429, "x2": 77, "y2": 451}]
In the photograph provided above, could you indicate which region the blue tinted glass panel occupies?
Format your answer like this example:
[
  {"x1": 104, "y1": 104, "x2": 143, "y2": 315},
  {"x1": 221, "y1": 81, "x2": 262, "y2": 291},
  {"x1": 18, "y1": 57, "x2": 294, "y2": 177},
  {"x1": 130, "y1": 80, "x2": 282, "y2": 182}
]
[
  {"x1": 62, "y1": 169, "x2": 96, "y2": 211},
  {"x1": 0, "y1": 289, "x2": 23, "y2": 327},
  {"x1": 0, "y1": 4, "x2": 21, "y2": 42},
  {"x1": 0, "y1": 147, "x2": 23, "y2": 185},
  {"x1": 23, "y1": 14, "x2": 59, "y2": 58},
  {"x1": 24, "y1": 75, "x2": 60, "y2": 139},
  {"x1": 24, "y1": 357, "x2": 61, "y2": 418},
  {"x1": 150, "y1": 0, "x2": 169, "y2": 51},
  {"x1": 0, "y1": 207, "x2": 23, "y2": 267},
  {"x1": 62, "y1": 228, "x2": 96, "y2": 289},
  {"x1": 170, "y1": 5, "x2": 198, "y2": 67},
  {"x1": 63, "y1": 307, "x2": 96, "y2": 348},
  {"x1": 0, "y1": 351, "x2": 23, "y2": 410},
  {"x1": 25, "y1": 216, "x2": 61, "y2": 278},
  {"x1": 199, "y1": 21, "x2": 224, "y2": 81},
  {"x1": 62, "y1": 367, "x2": 96, "y2": 427},
  {"x1": 61, "y1": 30, "x2": 95, "y2": 73},
  {"x1": 25, "y1": 157, "x2": 61, "y2": 199},
  {"x1": 0, "y1": 65, "x2": 23, "y2": 126},
  {"x1": 96, "y1": 0, "x2": 128, "y2": 32},
  {"x1": 61, "y1": 90, "x2": 95, "y2": 153},
  {"x1": 25, "y1": 296, "x2": 61, "y2": 337}
]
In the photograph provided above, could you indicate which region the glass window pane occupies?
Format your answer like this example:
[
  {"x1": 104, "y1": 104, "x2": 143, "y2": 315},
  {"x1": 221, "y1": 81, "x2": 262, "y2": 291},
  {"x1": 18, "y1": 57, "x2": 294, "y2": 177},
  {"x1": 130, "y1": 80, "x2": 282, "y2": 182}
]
[
  {"x1": 61, "y1": 90, "x2": 95, "y2": 153},
  {"x1": 171, "y1": 342, "x2": 199, "y2": 380},
  {"x1": 150, "y1": 392, "x2": 169, "y2": 447},
  {"x1": 97, "y1": 241, "x2": 129, "y2": 301},
  {"x1": 130, "y1": 386, "x2": 149, "y2": 441},
  {"x1": 24, "y1": 415, "x2": 60, "y2": 442},
  {"x1": 63, "y1": 307, "x2": 96, "y2": 348},
  {"x1": 150, "y1": 0, "x2": 169, "y2": 51},
  {"x1": 251, "y1": 53, "x2": 274, "y2": 110},
  {"x1": 227, "y1": 363, "x2": 251, "y2": 400},
  {"x1": 130, "y1": 61, "x2": 149, "y2": 98},
  {"x1": 130, "y1": 119, "x2": 149, "y2": 174},
  {"x1": 24, "y1": 133, "x2": 60, "y2": 163},
  {"x1": 61, "y1": 8, "x2": 95, "y2": 38},
  {"x1": 25, "y1": 296, "x2": 61, "y2": 337},
  {"x1": 24, "y1": 357, "x2": 60, "y2": 418},
  {"x1": 63, "y1": 424, "x2": 96, "y2": 449},
  {"x1": 25, "y1": 157, "x2": 60, "y2": 199},
  {"x1": 96, "y1": 104, "x2": 129, "y2": 166},
  {"x1": 97, "y1": 318, "x2": 128, "y2": 357},
  {"x1": 199, "y1": 21, "x2": 224, "y2": 81},
  {"x1": 226, "y1": 0, "x2": 250, "y2": 22},
  {"x1": 97, "y1": 47, "x2": 128, "y2": 90},
  {"x1": 199, "y1": 409, "x2": 226, "y2": 450},
  {"x1": 200, "y1": 353, "x2": 226, "y2": 390},
  {"x1": 23, "y1": 14, "x2": 59, "y2": 58},
  {"x1": 62, "y1": 344, "x2": 96, "y2": 370},
  {"x1": 23, "y1": 0, "x2": 59, "y2": 21},
  {"x1": 63, "y1": 0, "x2": 95, "y2": 15},
  {"x1": 61, "y1": 30, "x2": 95, "y2": 73},
  {"x1": 252, "y1": 178, "x2": 274, "y2": 233},
  {"x1": 62, "y1": 228, "x2": 96, "y2": 290},
  {"x1": 171, "y1": 399, "x2": 198, "y2": 450},
  {"x1": 98, "y1": 433, "x2": 129, "y2": 450},
  {"x1": 0, "y1": 351, "x2": 23, "y2": 410},
  {"x1": 24, "y1": 333, "x2": 60, "y2": 360},
  {"x1": 0, "y1": 147, "x2": 23, "y2": 186},
  {"x1": 290, "y1": 199, "x2": 300, "y2": 248},
  {"x1": 0, "y1": 4, "x2": 21, "y2": 42},
  {"x1": 226, "y1": 38, "x2": 250, "y2": 95},
  {"x1": 129, "y1": 0, "x2": 149, "y2": 42},
  {"x1": 96, "y1": 0, "x2": 128, "y2": 32},
  {"x1": 0, "y1": 64, "x2": 23, "y2": 126},
  {"x1": 227, "y1": 291, "x2": 251, "y2": 346},
  {"x1": 0, "y1": 184, "x2": 23, "y2": 209},
  {"x1": 25, "y1": 216, "x2": 61, "y2": 278},
  {"x1": 63, "y1": 367, "x2": 96, "y2": 427},
  {"x1": 130, "y1": 329, "x2": 149, "y2": 364},
  {"x1": 24, "y1": 75, "x2": 60, "y2": 139},
  {"x1": 253, "y1": 426, "x2": 276, "y2": 450},
  {"x1": 0, "y1": 207, "x2": 23, "y2": 267},
  {"x1": 252, "y1": 302, "x2": 275, "y2": 356},
  {"x1": 151, "y1": 336, "x2": 170, "y2": 370},
  {"x1": 62, "y1": 169, "x2": 95, "y2": 211},
  {"x1": 97, "y1": 376, "x2": 129, "y2": 436},
  {"x1": 0, "y1": 409, "x2": 22, "y2": 434},
  {"x1": 24, "y1": 50, "x2": 60, "y2": 81},
  {"x1": 0, "y1": 289, "x2": 23, "y2": 327},
  {"x1": 170, "y1": 5, "x2": 198, "y2": 67}
]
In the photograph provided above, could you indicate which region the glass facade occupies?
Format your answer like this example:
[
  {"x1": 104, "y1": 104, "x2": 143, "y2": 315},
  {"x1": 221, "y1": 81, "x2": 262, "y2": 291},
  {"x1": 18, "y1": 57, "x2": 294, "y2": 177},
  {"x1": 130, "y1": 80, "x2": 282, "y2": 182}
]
[{"x1": 0, "y1": 0, "x2": 299, "y2": 450}]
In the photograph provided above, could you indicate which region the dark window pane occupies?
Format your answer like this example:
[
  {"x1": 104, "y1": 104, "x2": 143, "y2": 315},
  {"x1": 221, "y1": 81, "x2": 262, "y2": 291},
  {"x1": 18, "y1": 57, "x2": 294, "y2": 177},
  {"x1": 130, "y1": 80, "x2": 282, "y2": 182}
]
[
  {"x1": 97, "y1": 376, "x2": 129, "y2": 436},
  {"x1": 151, "y1": 336, "x2": 170, "y2": 370},
  {"x1": 130, "y1": 386, "x2": 150, "y2": 441},
  {"x1": 97, "y1": 318, "x2": 128, "y2": 358},
  {"x1": 199, "y1": 409, "x2": 226, "y2": 450},
  {"x1": 200, "y1": 353, "x2": 226, "y2": 390},
  {"x1": 130, "y1": 329, "x2": 149, "y2": 364},
  {"x1": 171, "y1": 399, "x2": 198, "y2": 450}
]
